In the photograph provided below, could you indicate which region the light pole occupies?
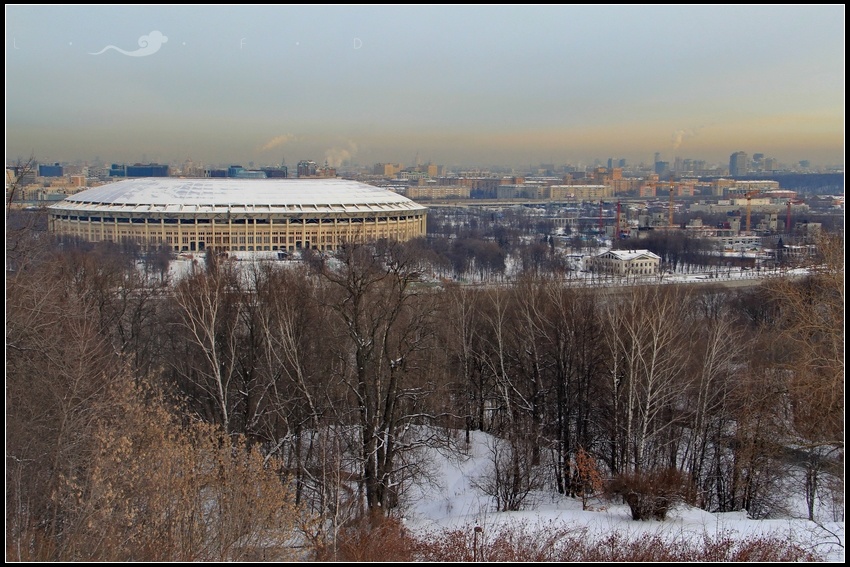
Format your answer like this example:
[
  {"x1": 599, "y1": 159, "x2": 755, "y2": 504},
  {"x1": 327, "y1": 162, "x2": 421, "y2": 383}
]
[{"x1": 473, "y1": 525, "x2": 483, "y2": 561}]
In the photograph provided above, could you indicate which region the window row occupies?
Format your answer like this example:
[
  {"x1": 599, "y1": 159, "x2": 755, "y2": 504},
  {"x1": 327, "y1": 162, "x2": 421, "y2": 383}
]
[{"x1": 53, "y1": 215, "x2": 422, "y2": 224}]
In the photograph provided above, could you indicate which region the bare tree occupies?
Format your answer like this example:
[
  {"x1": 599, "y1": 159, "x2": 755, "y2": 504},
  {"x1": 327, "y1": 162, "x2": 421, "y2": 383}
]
[
  {"x1": 6, "y1": 154, "x2": 52, "y2": 275},
  {"x1": 679, "y1": 306, "x2": 743, "y2": 511},
  {"x1": 50, "y1": 385, "x2": 305, "y2": 561},
  {"x1": 759, "y1": 231, "x2": 844, "y2": 520},
  {"x1": 6, "y1": 239, "x2": 134, "y2": 560},
  {"x1": 600, "y1": 286, "x2": 692, "y2": 473},
  {"x1": 443, "y1": 283, "x2": 488, "y2": 443},
  {"x1": 245, "y1": 260, "x2": 362, "y2": 545},
  {"x1": 5, "y1": 153, "x2": 36, "y2": 214},
  {"x1": 172, "y1": 260, "x2": 243, "y2": 431},
  {"x1": 474, "y1": 434, "x2": 546, "y2": 512},
  {"x1": 767, "y1": 232, "x2": 843, "y2": 447},
  {"x1": 316, "y1": 241, "x2": 441, "y2": 517},
  {"x1": 547, "y1": 284, "x2": 607, "y2": 495}
]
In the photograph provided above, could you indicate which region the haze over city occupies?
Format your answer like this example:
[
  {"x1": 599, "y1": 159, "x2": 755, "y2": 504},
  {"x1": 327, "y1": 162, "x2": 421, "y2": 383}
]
[{"x1": 5, "y1": 5, "x2": 845, "y2": 168}]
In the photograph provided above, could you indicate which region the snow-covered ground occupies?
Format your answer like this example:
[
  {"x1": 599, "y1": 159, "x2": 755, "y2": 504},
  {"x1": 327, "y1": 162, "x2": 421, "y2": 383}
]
[
  {"x1": 164, "y1": 252, "x2": 810, "y2": 289},
  {"x1": 159, "y1": 252, "x2": 838, "y2": 560},
  {"x1": 401, "y1": 430, "x2": 844, "y2": 562}
]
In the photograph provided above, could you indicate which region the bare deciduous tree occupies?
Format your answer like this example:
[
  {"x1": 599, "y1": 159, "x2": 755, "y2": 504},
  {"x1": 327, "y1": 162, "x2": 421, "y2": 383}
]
[
  {"x1": 601, "y1": 285, "x2": 692, "y2": 473},
  {"x1": 679, "y1": 307, "x2": 742, "y2": 511},
  {"x1": 474, "y1": 434, "x2": 546, "y2": 512},
  {"x1": 55, "y1": 385, "x2": 304, "y2": 561},
  {"x1": 172, "y1": 261, "x2": 244, "y2": 431},
  {"x1": 317, "y1": 241, "x2": 441, "y2": 516},
  {"x1": 6, "y1": 239, "x2": 153, "y2": 560}
]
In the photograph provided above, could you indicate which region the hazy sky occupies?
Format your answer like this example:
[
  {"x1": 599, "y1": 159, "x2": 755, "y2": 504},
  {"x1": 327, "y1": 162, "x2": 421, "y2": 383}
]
[{"x1": 5, "y1": 5, "x2": 845, "y2": 169}]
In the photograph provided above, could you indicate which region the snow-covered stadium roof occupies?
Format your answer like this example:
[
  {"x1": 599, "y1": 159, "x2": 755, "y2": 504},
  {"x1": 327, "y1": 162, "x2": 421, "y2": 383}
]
[{"x1": 49, "y1": 178, "x2": 428, "y2": 215}]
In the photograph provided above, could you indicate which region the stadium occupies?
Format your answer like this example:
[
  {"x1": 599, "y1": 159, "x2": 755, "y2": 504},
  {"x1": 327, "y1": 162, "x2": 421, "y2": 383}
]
[{"x1": 47, "y1": 178, "x2": 428, "y2": 253}]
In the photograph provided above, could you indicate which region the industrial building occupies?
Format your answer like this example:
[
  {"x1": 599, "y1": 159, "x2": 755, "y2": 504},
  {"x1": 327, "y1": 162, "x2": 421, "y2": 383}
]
[{"x1": 48, "y1": 178, "x2": 427, "y2": 253}]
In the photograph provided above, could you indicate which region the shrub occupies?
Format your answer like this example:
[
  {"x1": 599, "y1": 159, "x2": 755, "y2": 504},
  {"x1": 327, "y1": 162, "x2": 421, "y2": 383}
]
[
  {"x1": 412, "y1": 521, "x2": 586, "y2": 562},
  {"x1": 607, "y1": 468, "x2": 694, "y2": 520},
  {"x1": 574, "y1": 447, "x2": 605, "y2": 510},
  {"x1": 410, "y1": 523, "x2": 820, "y2": 562},
  {"x1": 317, "y1": 514, "x2": 417, "y2": 562}
]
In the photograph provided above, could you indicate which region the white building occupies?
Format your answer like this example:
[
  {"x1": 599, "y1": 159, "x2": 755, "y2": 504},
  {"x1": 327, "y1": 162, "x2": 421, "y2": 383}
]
[{"x1": 588, "y1": 249, "x2": 661, "y2": 276}]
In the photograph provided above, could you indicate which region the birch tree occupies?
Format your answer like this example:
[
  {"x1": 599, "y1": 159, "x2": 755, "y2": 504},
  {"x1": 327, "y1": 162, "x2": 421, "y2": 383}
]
[
  {"x1": 602, "y1": 286, "x2": 692, "y2": 473},
  {"x1": 172, "y1": 261, "x2": 243, "y2": 431}
]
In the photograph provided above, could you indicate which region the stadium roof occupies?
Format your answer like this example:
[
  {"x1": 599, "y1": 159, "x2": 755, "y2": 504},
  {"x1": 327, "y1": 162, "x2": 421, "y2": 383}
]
[{"x1": 49, "y1": 178, "x2": 427, "y2": 215}]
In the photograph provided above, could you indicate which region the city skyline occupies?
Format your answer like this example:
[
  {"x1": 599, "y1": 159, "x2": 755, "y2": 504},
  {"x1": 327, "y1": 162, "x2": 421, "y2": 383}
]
[{"x1": 6, "y1": 5, "x2": 845, "y2": 168}]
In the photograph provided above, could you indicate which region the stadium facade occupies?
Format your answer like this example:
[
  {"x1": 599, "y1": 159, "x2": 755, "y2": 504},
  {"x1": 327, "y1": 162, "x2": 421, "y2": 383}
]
[{"x1": 48, "y1": 178, "x2": 428, "y2": 253}]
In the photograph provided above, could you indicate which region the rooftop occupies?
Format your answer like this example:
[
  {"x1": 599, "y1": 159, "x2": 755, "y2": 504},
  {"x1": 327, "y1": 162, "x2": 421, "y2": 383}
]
[
  {"x1": 598, "y1": 249, "x2": 661, "y2": 261},
  {"x1": 48, "y1": 178, "x2": 428, "y2": 215}
]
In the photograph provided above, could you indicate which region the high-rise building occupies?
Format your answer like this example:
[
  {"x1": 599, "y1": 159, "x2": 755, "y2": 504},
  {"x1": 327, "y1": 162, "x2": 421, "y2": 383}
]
[
  {"x1": 297, "y1": 160, "x2": 318, "y2": 177},
  {"x1": 38, "y1": 163, "x2": 64, "y2": 177},
  {"x1": 373, "y1": 163, "x2": 403, "y2": 177},
  {"x1": 227, "y1": 165, "x2": 246, "y2": 177},
  {"x1": 109, "y1": 163, "x2": 169, "y2": 177},
  {"x1": 261, "y1": 166, "x2": 288, "y2": 178},
  {"x1": 729, "y1": 152, "x2": 749, "y2": 176}
]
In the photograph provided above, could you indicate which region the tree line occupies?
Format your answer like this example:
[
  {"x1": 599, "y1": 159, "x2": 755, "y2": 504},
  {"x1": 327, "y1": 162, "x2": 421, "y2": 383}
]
[{"x1": 6, "y1": 210, "x2": 844, "y2": 559}]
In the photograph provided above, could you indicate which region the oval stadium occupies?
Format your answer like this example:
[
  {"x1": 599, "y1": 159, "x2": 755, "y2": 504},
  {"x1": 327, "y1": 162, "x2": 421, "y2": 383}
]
[{"x1": 47, "y1": 178, "x2": 428, "y2": 253}]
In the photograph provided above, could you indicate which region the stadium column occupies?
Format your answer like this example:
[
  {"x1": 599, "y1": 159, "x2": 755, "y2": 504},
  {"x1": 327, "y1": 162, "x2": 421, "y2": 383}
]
[
  {"x1": 332, "y1": 216, "x2": 339, "y2": 250},
  {"x1": 317, "y1": 216, "x2": 323, "y2": 251},
  {"x1": 227, "y1": 217, "x2": 232, "y2": 252}
]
